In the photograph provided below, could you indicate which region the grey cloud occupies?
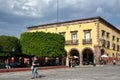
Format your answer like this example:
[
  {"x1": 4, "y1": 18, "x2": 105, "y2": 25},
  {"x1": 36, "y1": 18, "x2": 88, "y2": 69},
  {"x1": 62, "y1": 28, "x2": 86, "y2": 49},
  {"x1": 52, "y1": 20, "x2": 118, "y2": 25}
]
[
  {"x1": 58, "y1": 0, "x2": 120, "y2": 17},
  {"x1": 0, "y1": 0, "x2": 54, "y2": 17},
  {"x1": 1, "y1": 0, "x2": 120, "y2": 18},
  {"x1": 0, "y1": 0, "x2": 120, "y2": 37},
  {"x1": 0, "y1": 0, "x2": 120, "y2": 24}
]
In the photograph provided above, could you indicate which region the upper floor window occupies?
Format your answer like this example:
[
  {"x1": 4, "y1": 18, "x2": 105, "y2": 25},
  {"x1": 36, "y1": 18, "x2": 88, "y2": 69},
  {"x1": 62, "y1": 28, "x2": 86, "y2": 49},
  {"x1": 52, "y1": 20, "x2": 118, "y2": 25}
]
[
  {"x1": 59, "y1": 32, "x2": 66, "y2": 36},
  {"x1": 117, "y1": 38, "x2": 119, "y2": 42},
  {"x1": 112, "y1": 36, "x2": 115, "y2": 41},
  {"x1": 119, "y1": 45, "x2": 120, "y2": 51},
  {"x1": 106, "y1": 32, "x2": 110, "y2": 38},
  {"x1": 106, "y1": 41, "x2": 110, "y2": 48},
  {"x1": 101, "y1": 30, "x2": 105, "y2": 37},
  {"x1": 112, "y1": 43, "x2": 116, "y2": 50},
  {"x1": 84, "y1": 29, "x2": 91, "y2": 42},
  {"x1": 117, "y1": 45, "x2": 120, "y2": 51},
  {"x1": 101, "y1": 39, "x2": 106, "y2": 47},
  {"x1": 71, "y1": 31, "x2": 77, "y2": 44},
  {"x1": 82, "y1": 29, "x2": 92, "y2": 44},
  {"x1": 112, "y1": 53, "x2": 115, "y2": 57}
]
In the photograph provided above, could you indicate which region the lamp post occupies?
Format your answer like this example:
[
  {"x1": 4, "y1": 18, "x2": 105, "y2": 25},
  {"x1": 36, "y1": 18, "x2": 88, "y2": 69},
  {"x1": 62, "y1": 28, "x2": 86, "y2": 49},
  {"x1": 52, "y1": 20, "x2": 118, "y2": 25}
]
[
  {"x1": 11, "y1": 48, "x2": 15, "y2": 68},
  {"x1": 69, "y1": 56, "x2": 73, "y2": 68}
]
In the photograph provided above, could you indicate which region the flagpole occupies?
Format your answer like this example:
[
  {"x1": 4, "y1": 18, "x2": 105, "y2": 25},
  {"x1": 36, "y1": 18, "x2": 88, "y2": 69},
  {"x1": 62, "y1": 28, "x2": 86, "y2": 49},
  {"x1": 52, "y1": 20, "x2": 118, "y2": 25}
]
[{"x1": 57, "y1": 0, "x2": 59, "y2": 22}]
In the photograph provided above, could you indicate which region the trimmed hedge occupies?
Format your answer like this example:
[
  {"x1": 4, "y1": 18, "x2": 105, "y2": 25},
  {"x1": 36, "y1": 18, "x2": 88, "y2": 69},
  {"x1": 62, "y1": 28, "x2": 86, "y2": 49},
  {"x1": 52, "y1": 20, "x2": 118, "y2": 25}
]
[{"x1": 20, "y1": 32, "x2": 65, "y2": 57}]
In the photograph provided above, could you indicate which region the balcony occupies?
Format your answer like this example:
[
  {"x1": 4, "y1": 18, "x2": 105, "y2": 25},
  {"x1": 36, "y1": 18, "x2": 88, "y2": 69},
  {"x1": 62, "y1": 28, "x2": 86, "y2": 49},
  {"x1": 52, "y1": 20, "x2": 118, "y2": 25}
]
[
  {"x1": 117, "y1": 45, "x2": 120, "y2": 51},
  {"x1": 65, "y1": 40, "x2": 78, "y2": 45},
  {"x1": 112, "y1": 43, "x2": 116, "y2": 50},
  {"x1": 101, "y1": 39, "x2": 105, "y2": 47},
  {"x1": 106, "y1": 41, "x2": 110, "y2": 48},
  {"x1": 82, "y1": 39, "x2": 92, "y2": 45}
]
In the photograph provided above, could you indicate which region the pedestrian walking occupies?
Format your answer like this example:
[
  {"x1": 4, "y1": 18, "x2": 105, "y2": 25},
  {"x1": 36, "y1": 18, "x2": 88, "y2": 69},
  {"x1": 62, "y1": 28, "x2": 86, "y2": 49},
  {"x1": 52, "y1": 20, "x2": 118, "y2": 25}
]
[
  {"x1": 113, "y1": 59, "x2": 116, "y2": 65},
  {"x1": 31, "y1": 57, "x2": 40, "y2": 79}
]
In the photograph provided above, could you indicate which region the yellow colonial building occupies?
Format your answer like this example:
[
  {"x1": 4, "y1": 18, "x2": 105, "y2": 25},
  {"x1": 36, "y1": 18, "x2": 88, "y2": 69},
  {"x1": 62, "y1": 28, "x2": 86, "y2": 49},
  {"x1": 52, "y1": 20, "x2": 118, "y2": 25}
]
[{"x1": 27, "y1": 16, "x2": 120, "y2": 66}]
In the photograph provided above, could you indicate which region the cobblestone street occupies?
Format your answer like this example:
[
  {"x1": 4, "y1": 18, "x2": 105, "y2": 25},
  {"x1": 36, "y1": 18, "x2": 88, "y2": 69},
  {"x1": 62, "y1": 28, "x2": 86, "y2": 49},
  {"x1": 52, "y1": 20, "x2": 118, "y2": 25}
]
[{"x1": 0, "y1": 64, "x2": 120, "y2": 80}]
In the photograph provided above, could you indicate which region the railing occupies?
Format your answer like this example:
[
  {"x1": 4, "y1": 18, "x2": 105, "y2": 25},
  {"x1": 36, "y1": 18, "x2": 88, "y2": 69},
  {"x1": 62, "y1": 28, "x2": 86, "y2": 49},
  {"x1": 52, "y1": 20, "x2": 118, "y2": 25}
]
[
  {"x1": 101, "y1": 39, "x2": 105, "y2": 47},
  {"x1": 112, "y1": 43, "x2": 116, "y2": 50},
  {"x1": 65, "y1": 40, "x2": 78, "y2": 45},
  {"x1": 106, "y1": 41, "x2": 110, "y2": 48},
  {"x1": 82, "y1": 39, "x2": 92, "y2": 45}
]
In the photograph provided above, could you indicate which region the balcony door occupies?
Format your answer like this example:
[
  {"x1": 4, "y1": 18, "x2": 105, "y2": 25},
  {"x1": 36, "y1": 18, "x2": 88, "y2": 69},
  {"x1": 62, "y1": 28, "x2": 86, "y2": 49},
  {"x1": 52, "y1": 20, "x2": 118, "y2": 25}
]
[
  {"x1": 85, "y1": 31, "x2": 91, "y2": 42},
  {"x1": 71, "y1": 31, "x2": 77, "y2": 44}
]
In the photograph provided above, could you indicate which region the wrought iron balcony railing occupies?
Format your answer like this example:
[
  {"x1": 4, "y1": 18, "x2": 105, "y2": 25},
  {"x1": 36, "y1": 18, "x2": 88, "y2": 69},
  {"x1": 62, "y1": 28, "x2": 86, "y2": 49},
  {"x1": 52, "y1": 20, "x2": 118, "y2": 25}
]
[
  {"x1": 82, "y1": 39, "x2": 92, "y2": 45},
  {"x1": 65, "y1": 40, "x2": 78, "y2": 45}
]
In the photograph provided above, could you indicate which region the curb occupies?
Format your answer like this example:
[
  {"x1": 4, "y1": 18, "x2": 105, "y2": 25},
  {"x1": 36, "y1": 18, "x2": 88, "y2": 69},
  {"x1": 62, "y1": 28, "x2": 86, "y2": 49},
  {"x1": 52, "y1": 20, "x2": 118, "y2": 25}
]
[{"x1": 0, "y1": 66, "x2": 68, "y2": 73}]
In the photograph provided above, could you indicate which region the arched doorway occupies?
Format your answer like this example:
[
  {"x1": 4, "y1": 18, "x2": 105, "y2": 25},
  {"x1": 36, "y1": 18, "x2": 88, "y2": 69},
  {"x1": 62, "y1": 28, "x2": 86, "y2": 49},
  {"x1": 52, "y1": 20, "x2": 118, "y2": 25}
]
[
  {"x1": 69, "y1": 49, "x2": 80, "y2": 66},
  {"x1": 82, "y1": 48, "x2": 94, "y2": 65}
]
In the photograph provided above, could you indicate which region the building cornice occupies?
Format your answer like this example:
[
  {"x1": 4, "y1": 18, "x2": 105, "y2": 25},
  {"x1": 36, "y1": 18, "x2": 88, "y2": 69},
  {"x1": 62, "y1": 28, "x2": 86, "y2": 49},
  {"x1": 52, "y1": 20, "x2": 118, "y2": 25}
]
[
  {"x1": 27, "y1": 16, "x2": 120, "y2": 34},
  {"x1": 98, "y1": 17, "x2": 120, "y2": 34}
]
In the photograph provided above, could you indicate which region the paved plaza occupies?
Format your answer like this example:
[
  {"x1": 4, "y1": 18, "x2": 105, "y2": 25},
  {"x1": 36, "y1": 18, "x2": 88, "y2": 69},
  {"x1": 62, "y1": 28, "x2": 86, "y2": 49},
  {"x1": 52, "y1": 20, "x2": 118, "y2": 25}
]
[{"x1": 0, "y1": 64, "x2": 120, "y2": 80}]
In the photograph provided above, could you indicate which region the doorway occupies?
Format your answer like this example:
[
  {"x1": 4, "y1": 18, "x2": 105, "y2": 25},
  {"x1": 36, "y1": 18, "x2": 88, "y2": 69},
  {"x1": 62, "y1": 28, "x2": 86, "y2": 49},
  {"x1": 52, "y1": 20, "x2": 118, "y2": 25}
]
[{"x1": 82, "y1": 48, "x2": 94, "y2": 65}]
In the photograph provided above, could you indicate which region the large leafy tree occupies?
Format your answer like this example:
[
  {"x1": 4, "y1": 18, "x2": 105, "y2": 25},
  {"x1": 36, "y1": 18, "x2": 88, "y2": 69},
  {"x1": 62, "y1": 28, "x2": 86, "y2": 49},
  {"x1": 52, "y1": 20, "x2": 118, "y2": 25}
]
[
  {"x1": 20, "y1": 32, "x2": 65, "y2": 57},
  {"x1": 0, "y1": 35, "x2": 21, "y2": 57}
]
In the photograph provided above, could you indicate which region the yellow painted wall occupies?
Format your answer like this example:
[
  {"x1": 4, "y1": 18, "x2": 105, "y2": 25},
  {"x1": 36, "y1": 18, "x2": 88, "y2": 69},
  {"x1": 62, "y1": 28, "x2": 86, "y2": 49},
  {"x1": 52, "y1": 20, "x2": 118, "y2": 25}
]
[{"x1": 99, "y1": 22, "x2": 120, "y2": 58}]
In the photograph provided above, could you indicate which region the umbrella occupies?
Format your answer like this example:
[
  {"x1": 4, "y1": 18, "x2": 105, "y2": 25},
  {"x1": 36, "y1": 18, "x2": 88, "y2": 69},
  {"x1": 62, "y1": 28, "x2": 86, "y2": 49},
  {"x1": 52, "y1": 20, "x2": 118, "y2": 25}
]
[
  {"x1": 74, "y1": 56, "x2": 79, "y2": 58},
  {"x1": 101, "y1": 54, "x2": 108, "y2": 58}
]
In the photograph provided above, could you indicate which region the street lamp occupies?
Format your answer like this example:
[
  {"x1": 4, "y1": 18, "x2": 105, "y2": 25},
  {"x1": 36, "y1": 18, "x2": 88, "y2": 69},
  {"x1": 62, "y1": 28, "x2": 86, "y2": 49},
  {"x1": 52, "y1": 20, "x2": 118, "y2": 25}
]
[{"x1": 11, "y1": 48, "x2": 15, "y2": 68}]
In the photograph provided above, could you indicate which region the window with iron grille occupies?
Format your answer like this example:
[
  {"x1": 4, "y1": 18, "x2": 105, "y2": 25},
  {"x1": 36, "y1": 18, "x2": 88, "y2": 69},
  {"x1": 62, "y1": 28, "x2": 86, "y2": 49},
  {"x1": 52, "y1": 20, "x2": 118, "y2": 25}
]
[
  {"x1": 102, "y1": 39, "x2": 105, "y2": 47},
  {"x1": 112, "y1": 36, "x2": 115, "y2": 41},
  {"x1": 83, "y1": 29, "x2": 92, "y2": 44},
  {"x1": 117, "y1": 38, "x2": 119, "y2": 42},
  {"x1": 112, "y1": 43, "x2": 115, "y2": 50},
  {"x1": 106, "y1": 41, "x2": 110, "y2": 48},
  {"x1": 106, "y1": 32, "x2": 110, "y2": 38},
  {"x1": 101, "y1": 30, "x2": 105, "y2": 37},
  {"x1": 117, "y1": 45, "x2": 119, "y2": 51},
  {"x1": 71, "y1": 31, "x2": 77, "y2": 44}
]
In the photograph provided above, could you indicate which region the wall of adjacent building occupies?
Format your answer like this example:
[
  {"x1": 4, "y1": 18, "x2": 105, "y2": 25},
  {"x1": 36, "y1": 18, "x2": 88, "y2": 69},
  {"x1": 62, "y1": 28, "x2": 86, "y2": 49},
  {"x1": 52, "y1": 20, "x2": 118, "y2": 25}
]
[{"x1": 99, "y1": 22, "x2": 120, "y2": 60}]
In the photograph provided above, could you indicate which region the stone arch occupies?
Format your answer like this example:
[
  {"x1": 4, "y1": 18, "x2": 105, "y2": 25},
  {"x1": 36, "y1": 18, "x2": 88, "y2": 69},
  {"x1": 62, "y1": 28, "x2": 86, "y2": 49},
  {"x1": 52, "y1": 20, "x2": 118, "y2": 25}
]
[
  {"x1": 82, "y1": 48, "x2": 94, "y2": 65},
  {"x1": 69, "y1": 48, "x2": 80, "y2": 56},
  {"x1": 69, "y1": 48, "x2": 80, "y2": 66}
]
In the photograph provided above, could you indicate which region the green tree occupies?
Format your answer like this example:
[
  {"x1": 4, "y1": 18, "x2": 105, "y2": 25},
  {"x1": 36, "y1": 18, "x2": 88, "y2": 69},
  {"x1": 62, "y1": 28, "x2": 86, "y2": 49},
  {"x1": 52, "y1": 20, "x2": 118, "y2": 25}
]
[
  {"x1": 20, "y1": 32, "x2": 65, "y2": 57},
  {"x1": 0, "y1": 35, "x2": 21, "y2": 57}
]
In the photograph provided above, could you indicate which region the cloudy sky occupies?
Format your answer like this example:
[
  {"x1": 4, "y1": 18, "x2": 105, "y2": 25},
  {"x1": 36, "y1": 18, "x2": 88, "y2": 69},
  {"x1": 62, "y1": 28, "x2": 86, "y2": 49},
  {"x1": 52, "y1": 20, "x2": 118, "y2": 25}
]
[{"x1": 0, "y1": 0, "x2": 120, "y2": 38}]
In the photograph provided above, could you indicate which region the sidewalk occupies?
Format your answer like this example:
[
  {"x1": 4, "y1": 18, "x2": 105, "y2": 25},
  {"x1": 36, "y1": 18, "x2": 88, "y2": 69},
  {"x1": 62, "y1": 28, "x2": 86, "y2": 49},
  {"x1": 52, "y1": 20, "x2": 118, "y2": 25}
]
[{"x1": 0, "y1": 66, "x2": 68, "y2": 73}]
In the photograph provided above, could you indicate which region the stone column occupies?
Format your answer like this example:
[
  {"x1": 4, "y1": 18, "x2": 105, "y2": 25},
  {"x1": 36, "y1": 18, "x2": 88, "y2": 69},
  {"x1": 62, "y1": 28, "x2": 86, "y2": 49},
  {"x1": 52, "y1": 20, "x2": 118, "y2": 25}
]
[
  {"x1": 79, "y1": 52, "x2": 83, "y2": 66},
  {"x1": 94, "y1": 45, "x2": 101, "y2": 65},
  {"x1": 66, "y1": 52, "x2": 69, "y2": 66}
]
